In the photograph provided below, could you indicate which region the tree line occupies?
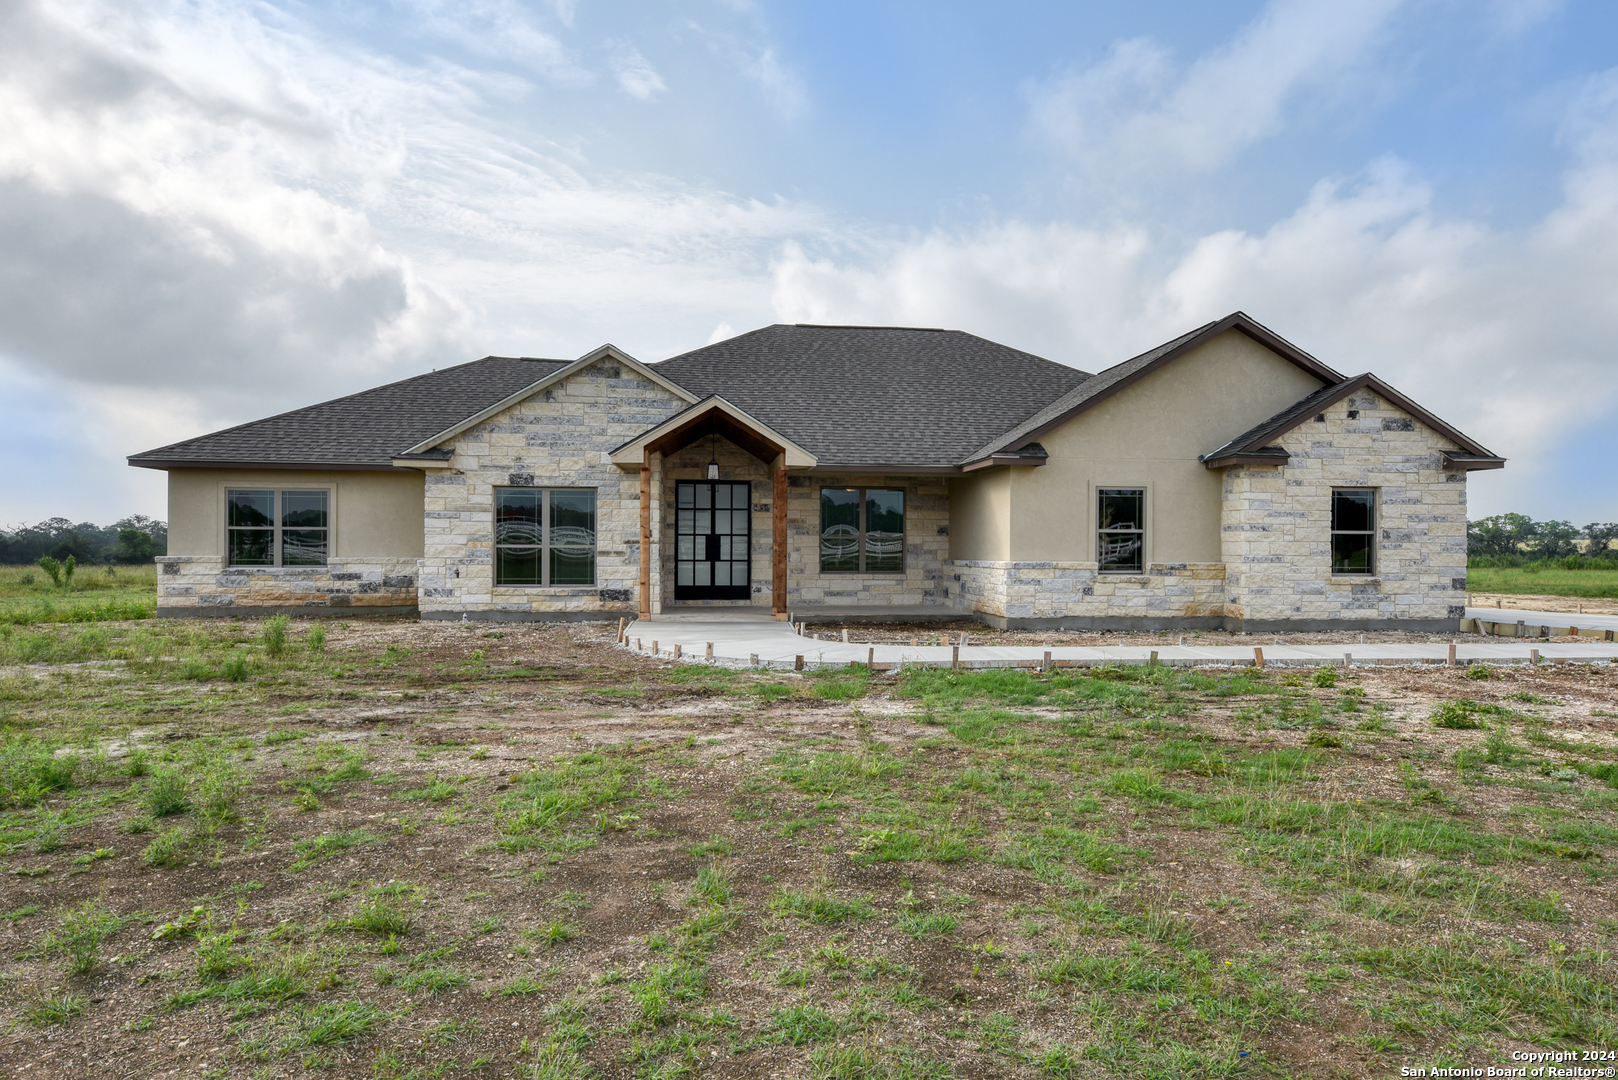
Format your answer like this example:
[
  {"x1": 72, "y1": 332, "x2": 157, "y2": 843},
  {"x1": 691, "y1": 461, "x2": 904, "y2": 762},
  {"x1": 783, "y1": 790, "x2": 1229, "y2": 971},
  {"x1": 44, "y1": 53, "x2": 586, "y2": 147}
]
[
  {"x1": 0, "y1": 517, "x2": 168, "y2": 565},
  {"x1": 1467, "y1": 515, "x2": 1618, "y2": 566}
]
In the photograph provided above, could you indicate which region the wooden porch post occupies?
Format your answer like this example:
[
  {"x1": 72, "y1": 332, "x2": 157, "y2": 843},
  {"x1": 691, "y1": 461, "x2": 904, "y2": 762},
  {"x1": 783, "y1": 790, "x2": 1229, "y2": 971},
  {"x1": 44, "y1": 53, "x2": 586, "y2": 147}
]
[
  {"x1": 772, "y1": 454, "x2": 788, "y2": 618},
  {"x1": 639, "y1": 449, "x2": 652, "y2": 618}
]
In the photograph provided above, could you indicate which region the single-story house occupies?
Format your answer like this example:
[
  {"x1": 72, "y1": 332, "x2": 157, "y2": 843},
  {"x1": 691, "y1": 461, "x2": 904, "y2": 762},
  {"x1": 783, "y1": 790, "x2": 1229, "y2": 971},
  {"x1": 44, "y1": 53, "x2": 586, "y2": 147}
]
[{"x1": 129, "y1": 311, "x2": 1503, "y2": 630}]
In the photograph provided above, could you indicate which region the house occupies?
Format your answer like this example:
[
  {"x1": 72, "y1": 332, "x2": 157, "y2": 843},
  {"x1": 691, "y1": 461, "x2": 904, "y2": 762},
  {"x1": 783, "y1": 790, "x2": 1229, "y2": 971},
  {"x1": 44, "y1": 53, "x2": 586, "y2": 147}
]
[{"x1": 129, "y1": 312, "x2": 1503, "y2": 631}]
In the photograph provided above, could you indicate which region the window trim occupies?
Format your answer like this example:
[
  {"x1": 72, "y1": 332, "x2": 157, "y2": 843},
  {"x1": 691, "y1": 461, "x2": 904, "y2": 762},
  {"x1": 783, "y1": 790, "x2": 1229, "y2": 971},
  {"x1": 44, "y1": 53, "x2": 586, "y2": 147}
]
[
  {"x1": 1329, "y1": 487, "x2": 1377, "y2": 576},
  {"x1": 1095, "y1": 485, "x2": 1147, "y2": 575},
  {"x1": 493, "y1": 486, "x2": 598, "y2": 588},
  {"x1": 225, "y1": 487, "x2": 332, "y2": 568},
  {"x1": 818, "y1": 486, "x2": 906, "y2": 575}
]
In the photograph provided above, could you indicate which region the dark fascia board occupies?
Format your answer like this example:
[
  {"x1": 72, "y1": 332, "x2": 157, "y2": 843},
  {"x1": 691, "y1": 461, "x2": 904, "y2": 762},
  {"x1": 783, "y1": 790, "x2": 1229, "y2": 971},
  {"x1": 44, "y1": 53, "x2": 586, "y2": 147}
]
[
  {"x1": 1201, "y1": 447, "x2": 1291, "y2": 468},
  {"x1": 1441, "y1": 452, "x2": 1506, "y2": 471},
  {"x1": 804, "y1": 464, "x2": 963, "y2": 475},
  {"x1": 960, "y1": 445, "x2": 1052, "y2": 473},
  {"x1": 127, "y1": 458, "x2": 410, "y2": 472},
  {"x1": 1201, "y1": 373, "x2": 1502, "y2": 470},
  {"x1": 996, "y1": 312, "x2": 1345, "y2": 455}
]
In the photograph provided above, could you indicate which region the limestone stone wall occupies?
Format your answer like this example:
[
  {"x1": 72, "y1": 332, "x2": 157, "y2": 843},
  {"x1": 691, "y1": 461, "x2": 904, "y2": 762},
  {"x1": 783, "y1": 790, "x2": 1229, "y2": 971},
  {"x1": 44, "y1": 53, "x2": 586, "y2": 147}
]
[
  {"x1": 1219, "y1": 390, "x2": 1468, "y2": 628},
  {"x1": 155, "y1": 555, "x2": 419, "y2": 615},
  {"x1": 950, "y1": 560, "x2": 1226, "y2": 628},
  {"x1": 785, "y1": 475, "x2": 952, "y2": 609},
  {"x1": 418, "y1": 359, "x2": 686, "y2": 619}
]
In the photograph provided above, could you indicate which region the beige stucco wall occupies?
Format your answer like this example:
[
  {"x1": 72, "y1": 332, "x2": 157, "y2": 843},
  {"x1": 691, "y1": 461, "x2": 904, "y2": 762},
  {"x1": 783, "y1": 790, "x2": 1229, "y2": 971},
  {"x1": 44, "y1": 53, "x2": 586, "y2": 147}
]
[
  {"x1": 1006, "y1": 329, "x2": 1327, "y2": 564},
  {"x1": 946, "y1": 470, "x2": 1012, "y2": 562},
  {"x1": 167, "y1": 469, "x2": 425, "y2": 558}
]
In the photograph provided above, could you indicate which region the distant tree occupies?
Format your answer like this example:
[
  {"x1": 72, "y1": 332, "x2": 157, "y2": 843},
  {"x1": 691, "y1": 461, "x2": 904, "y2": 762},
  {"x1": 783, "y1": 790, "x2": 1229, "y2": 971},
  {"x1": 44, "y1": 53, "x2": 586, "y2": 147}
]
[
  {"x1": 1585, "y1": 522, "x2": 1618, "y2": 559},
  {"x1": 0, "y1": 515, "x2": 166, "y2": 564},
  {"x1": 112, "y1": 529, "x2": 156, "y2": 563},
  {"x1": 1530, "y1": 519, "x2": 1582, "y2": 560},
  {"x1": 1467, "y1": 514, "x2": 1538, "y2": 557}
]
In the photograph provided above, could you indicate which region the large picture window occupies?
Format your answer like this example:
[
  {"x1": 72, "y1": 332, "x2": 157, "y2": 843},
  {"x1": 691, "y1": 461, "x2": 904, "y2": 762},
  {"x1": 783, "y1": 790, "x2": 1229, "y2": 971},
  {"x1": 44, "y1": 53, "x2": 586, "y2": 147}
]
[
  {"x1": 1097, "y1": 488, "x2": 1144, "y2": 574},
  {"x1": 227, "y1": 489, "x2": 329, "y2": 567},
  {"x1": 1331, "y1": 489, "x2": 1376, "y2": 575},
  {"x1": 495, "y1": 488, "x2": 596, "y2": 586},
  {"x1": 820, "y1": 488, "x2": 905, "y2": 573}
]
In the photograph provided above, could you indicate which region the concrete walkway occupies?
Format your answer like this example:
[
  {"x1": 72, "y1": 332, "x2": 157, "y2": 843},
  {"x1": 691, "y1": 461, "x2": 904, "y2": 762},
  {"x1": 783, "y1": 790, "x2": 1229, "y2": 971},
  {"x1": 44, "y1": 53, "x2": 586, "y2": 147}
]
[
  {"x1": 622, "y1": 607, "x2": 1618, "y2": 671},
  {"x1": 1468, "y1": 605, "x2": 1618, "y2": 635}
]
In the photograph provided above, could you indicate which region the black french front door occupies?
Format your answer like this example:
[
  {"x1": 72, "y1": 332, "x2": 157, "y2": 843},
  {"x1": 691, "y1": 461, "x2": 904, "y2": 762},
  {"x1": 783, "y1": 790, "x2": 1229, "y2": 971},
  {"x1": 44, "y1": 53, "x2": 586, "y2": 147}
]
[{"x1": 674, "y1": 482, "x2": 751, "y2": 600}]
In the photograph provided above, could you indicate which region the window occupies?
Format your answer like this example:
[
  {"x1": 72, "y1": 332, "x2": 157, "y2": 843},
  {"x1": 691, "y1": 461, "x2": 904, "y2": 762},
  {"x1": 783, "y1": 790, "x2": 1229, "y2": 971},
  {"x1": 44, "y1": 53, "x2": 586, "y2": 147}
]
[
  {"x1": 227, "y1": 489, "x2": 328, "y2": 567},
  {"x1": 1331, "y1": 489, "x2": 1376, "y2": 574},
  {"x1": 495, "y1": 488, "x2": 596, "y2": 586},
  {"x1": 1097, "y1": 488, "x2": 1144, "y2": 573},
  {"x1": 819, "y1": 488, "x2": 905, "y2": 573}
]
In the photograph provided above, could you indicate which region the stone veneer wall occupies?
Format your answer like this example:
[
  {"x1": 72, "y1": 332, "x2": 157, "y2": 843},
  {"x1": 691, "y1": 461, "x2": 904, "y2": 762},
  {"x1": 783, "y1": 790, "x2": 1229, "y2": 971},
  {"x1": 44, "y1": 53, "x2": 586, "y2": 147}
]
[
  {"x1": 948, "y1": 561, "x2": 1226, "y2": 629},
  {"x1": 154, "y1": 556, "x2": 419, "y2": 616},
  {"x1": 418, "y1": 359, "x2": 685, "y2": 620},
  {"x1": 1219, "y1": 390, "x2": 1468, "y2": 629},
  {"x1": 783, "y1": 475, "x2": 951, "y2": 609}
]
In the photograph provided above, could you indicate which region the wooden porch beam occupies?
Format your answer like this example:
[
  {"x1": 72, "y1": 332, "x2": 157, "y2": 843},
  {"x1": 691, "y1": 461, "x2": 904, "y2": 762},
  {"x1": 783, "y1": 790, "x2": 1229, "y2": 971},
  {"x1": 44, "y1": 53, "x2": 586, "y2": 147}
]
[
  {"x1": 639, "y1": 449, "x2": 652, "y2": 618},
  {"x1": 772, "y1": 455, "x2": 788, "y2": 617}
]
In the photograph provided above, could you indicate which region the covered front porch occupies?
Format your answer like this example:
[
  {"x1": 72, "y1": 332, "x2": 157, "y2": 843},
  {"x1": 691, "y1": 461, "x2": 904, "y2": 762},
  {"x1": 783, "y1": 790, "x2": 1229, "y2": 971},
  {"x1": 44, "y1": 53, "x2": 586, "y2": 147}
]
[{"x1": 610, "y1": 398, "x2": 955, "y2": 619}]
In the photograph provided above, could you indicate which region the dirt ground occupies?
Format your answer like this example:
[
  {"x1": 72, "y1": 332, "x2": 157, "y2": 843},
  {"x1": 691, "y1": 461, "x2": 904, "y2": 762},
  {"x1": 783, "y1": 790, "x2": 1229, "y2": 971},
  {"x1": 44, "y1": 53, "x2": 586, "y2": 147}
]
[{"x1": 3, "y1": 618, "x2": 1617, "y2": 1079}]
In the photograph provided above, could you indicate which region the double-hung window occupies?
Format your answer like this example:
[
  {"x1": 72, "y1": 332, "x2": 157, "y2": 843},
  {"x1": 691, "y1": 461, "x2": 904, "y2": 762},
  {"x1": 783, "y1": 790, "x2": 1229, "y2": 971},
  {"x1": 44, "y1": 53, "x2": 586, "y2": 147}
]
[
  {"x1": 1330, "y1": 489, "x2": 1376, "y2": 574},
  {"x1": 819, "y1": 488, "x2": 905, "y2": 573},
  {"x1": 1097, "y1": 488, "x2": 1144, "y2": 574},
  {"x1": 495, "y1": 488, "x2": 596, "y2": 586},
  {"x1": 227, "y1": 490, "x2": 329, "y2": 567}
]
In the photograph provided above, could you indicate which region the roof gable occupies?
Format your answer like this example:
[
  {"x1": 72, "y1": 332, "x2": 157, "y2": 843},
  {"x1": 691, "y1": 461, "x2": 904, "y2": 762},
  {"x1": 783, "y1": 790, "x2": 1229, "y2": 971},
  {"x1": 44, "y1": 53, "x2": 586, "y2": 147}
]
[
  {"x1": 969, "y1": 312, "x2": 1344, "y2": 462},
  {"x1": 1201, "y1": 373, "x2": 1504, "y2": 469},
  {"x1": 398, "y1": 344, "x2": 697, "y2": 457}
]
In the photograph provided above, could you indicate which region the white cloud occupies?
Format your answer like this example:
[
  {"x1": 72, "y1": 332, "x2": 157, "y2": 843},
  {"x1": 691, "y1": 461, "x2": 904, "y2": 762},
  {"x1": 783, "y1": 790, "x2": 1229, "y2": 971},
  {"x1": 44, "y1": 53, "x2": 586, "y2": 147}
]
[
  {"x1": 1028, "y1": 0, "x2": 1407, "y2": 175},
  {"x1": 770, "y1": 94, "x2": 1618, "y2": 519},
  {"x1": 706, "y1": 322, "x2": 736, "y2": 344},
  {"x1": 608, "y1": 42, "x2": 667, "y2": 100}
]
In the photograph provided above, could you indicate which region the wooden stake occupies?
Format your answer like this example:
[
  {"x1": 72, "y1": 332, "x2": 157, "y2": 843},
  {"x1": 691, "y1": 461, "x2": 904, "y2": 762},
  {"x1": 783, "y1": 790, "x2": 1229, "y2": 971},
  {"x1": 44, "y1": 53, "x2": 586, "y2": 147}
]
[
  {"x1": 867, "y1": 647, "x2": 874, "y2": 669},
  {"x1": 951, "y1": 645, "x2": 959, "y2": 670},
  {"x1": 794, "y1": 655, "x2": 804, "y2": 671},
  {"x1": 705, "y1": 642, "x2": 713, "y2": 661},
  {"x1": 1253, "y1": 646, "x2": 1264, "y2": 669},
  {"x1": 673, "y1": 643, "x2": 682, "y2": 659},
  {"x1": 1042, "y1": 650, "x2": 1051, "y2": 672},
  {"x1": 1447, "y1": 642, "x2": 1456, "y2": 666},
  {"x1": 617, "y1": 617, "x2": 626, "y2": 643}
]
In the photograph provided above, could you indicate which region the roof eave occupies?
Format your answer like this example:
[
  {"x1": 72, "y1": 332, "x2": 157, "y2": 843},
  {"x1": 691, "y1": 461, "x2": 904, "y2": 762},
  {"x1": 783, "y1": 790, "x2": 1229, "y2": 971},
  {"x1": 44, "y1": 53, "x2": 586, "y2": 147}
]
[
  {"x1": 1201, "y1": 449, "x2": 1291, "y2": 469},
  {"x1": 126, "y1": 457, "x2": 408, "y2": 472},
  {"x1": 1442, "y1": 452, "x2": 1507, "y2": 471}
]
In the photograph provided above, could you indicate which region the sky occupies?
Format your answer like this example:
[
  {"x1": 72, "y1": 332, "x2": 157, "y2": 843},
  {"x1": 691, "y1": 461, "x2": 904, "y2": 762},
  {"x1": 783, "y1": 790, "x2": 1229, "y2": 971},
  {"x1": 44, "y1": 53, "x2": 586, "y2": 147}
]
[{"x1": 1, "y1": 0, "x2": 1616, "y2": 527}]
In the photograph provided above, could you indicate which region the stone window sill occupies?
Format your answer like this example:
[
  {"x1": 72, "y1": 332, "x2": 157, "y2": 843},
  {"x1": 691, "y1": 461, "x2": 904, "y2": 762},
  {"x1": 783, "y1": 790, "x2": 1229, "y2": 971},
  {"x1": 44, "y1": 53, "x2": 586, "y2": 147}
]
[{"x1": 1328, "y1": 576, "x2": 1379, "y2": 583}]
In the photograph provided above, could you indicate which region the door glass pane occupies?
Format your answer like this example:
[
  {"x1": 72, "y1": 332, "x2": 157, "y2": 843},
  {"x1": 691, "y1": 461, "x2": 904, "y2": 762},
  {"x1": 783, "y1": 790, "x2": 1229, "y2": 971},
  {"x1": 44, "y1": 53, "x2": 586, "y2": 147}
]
[
  {"x1": 678, "y1": 484, "x2": 695, "y2": 508},
  {"x1": 227, "y1": 490, "x2": 274, "y2": 528},
  {"x1": 228, "y1": 529, "x2": 273, "y2": 566},
  {"x1": 677, "y1": 536, "x2": 695, "y2": 560},
  {"x1": 731, "y1": 505, "x2": 750, "y2": 533},
  {"x1": 820, "y1": 489, "x2": 860, "y2": 572},
  {"x1": 496, "y1": 546, "x2": 541, "y2": 585},
  {"x1": 549, "y1": 490, "x2": 596, "y2": 585},
  {"x1": 715, "y1": 484, "x2": 731, "y2": 509},
  {"x1": 495, "y1": 490, "x2": 542, "y2": 545},
  {"x1": 695, "y1": 485, "x2": 710, "y2": 509},
  {"x1": 678, "y1": 509, "x2": 695, "y2": 534},
  {"x1": 694, "y1": 510, "x2": 711, "y2": 535},
  {"x1": 282, "y1": 490, "x2": 328, "y2": 529},
  {"x1": 864, "y1": 489, "x2": 904, "y2": 573},
  {"x1": 1331, "y1": 533, "x2": 1373, "y2": 575},
  {"x1": 732, "y1": 562, "x2": 749, "y2": 586},
  {"x1": 694, "y1": 562, "x2": 710, "y2": 586},
  {"x1": 677, "y1": 563, "x2": 694, "y2": 586},
  {"x1": 1331, "y1": 490, "x2": 1375, "y2": 532},
  {"x1": 282, "y1": 530, "x2": 328, "y2": 566}
]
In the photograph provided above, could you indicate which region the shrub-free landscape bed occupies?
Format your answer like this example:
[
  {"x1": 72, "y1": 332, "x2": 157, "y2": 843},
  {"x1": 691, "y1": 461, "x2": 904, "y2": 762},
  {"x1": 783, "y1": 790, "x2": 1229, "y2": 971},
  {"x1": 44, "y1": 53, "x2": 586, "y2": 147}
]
[{"x1": 3, "y1": 615, "x2": 1617, "y2": 1078}]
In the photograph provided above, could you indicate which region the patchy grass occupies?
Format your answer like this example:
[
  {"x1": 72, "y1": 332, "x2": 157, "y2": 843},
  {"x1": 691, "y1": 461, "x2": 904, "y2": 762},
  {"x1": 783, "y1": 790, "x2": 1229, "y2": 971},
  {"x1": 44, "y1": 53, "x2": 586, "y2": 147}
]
[
  {"x1": 1469, "y1": 565, "x2": 1618, "y2": 598},
  {"x1": 1, "y1": 614, "x2": 1616, "y2": 1078}
]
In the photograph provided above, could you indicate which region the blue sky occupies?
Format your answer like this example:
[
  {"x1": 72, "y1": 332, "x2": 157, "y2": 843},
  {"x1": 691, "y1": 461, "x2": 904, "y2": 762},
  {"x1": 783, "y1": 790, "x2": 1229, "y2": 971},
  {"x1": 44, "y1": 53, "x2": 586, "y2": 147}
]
[{"x1": 1, "y1": 0, "x2": 1615, "y2": 526}]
